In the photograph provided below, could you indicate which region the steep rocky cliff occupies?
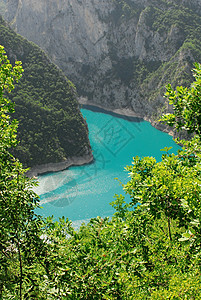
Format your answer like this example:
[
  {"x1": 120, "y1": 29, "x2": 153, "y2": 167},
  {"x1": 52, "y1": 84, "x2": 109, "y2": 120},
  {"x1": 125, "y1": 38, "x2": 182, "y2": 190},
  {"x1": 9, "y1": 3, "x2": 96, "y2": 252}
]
[
  {"x1": 4, "y1": 0, "x2": 201, "y2": 127},
  {"x1": 0, "y1": 16, "x2": 92, "y2": 169}
]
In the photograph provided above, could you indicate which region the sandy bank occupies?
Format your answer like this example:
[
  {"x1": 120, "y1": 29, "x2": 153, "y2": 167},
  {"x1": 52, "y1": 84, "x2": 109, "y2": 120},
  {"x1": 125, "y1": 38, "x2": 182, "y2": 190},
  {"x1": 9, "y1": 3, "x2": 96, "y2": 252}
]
[{"x1": 26, "y1": 153, "x2": 93, "y2": 177}]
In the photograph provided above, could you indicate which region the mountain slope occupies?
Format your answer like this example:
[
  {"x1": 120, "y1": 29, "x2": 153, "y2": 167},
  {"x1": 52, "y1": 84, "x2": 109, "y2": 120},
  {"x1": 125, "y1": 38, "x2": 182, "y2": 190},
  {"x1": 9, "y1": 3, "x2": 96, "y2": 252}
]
[
  {"x1": 3, "y1": 0, "x2": 201, "y2": 127},
  {"x1": 0, "y1": 16, "x2": 92, "y2": 168}
]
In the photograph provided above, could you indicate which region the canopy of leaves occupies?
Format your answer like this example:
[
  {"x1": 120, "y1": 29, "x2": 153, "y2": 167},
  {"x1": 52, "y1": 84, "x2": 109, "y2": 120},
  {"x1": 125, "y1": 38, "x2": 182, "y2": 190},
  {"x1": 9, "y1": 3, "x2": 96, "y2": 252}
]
[
  {"x1": 0, "y1": 45, "x2": 45, "y2": 299},
  {"x1": 160, "y1": 62, "x2": 201, "y2": 135}
]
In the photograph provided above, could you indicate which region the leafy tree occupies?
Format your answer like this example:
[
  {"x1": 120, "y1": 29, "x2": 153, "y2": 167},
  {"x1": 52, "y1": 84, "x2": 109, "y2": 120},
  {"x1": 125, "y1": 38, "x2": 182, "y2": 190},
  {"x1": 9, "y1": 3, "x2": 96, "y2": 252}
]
[
  {"x1": 0, "y1": 45, "x2": 45, "y2": 299},
  {"x1": 111, "y1": 64, "x2": 201, "y2": 297},
  {"x1": 160, "y1": 62, "x2": 201, "y2": 134}
]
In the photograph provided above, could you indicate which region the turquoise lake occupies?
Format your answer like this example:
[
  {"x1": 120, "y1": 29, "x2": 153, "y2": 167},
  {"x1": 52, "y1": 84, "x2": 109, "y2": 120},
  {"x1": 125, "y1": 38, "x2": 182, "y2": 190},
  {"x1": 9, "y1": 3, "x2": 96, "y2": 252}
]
[{"x1": 35, "y1": 107, "x2": 180, "y2": 228}]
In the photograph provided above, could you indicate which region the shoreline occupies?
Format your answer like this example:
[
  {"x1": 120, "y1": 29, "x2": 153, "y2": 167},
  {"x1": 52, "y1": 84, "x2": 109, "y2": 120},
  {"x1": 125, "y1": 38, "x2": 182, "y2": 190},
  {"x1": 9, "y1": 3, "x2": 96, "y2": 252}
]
[
  {"x1": 79, "y1": 97, "x2": 143, "y2": 119},
  {"x1": 81, "y1": 103, "x2": 144, "y2": 123},
  {"x1": 27, "y1": 99, "x2": 174, "y2": 177},
  {"x1": 26, "y1": 153, "x2": 93, "y2": 177},
  {"x1": 79, "y1": 97, "x2": 174, "y2": 136}
]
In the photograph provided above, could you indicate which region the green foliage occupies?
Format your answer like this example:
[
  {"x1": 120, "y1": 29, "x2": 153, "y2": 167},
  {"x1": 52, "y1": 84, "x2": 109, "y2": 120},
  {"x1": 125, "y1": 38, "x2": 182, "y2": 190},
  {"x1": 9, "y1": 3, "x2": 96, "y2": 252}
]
[
  {"x1": 108, "y1": 59, "x2": 201, "y2": 298},
  {"x1": 0, "y1": 17, "x2": 91, "y2": 167},
  {"x1": 0, "y1": 45, "x2": 46, "y2": 299},
  {"x1": 1, "y1": 20, "x2": 201, "y2": 300},
  {"x1": 111, "y1": 0, "x2": 141, "y2": 22},
  {"x1": 161, "y1": 63, "x2": 201, "y2": 135}
]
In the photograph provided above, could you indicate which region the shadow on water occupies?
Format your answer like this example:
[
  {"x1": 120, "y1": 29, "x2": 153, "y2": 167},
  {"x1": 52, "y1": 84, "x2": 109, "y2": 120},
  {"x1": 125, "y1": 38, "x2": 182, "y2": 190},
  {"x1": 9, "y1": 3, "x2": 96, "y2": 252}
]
[{"x1": 81, "y1": 104, "x2": 143, "y2": 123}]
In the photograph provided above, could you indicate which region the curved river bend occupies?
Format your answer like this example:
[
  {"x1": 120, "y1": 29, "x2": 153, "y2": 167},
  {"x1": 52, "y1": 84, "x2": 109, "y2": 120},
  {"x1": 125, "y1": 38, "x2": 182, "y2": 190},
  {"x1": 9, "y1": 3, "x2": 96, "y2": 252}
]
[{"x1": 35, "y1": 108, "x2": 180, "y2": 228}]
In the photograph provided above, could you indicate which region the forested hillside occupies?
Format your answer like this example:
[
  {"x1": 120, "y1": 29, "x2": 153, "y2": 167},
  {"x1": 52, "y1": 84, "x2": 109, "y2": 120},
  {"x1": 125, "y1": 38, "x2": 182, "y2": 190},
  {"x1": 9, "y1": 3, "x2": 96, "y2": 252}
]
[
  {"x1": 0, "y1": 16, "x2": 92, "y2": 168},
  {"x1": 4, "y1": 0, "x2": 201, "y2": 126}
]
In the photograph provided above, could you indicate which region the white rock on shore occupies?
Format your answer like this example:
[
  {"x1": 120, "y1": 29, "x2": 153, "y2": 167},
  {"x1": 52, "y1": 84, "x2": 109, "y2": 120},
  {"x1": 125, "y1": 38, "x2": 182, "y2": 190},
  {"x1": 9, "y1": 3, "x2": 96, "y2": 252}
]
[{"x1": 26, "y1": 153, "x2": 93, "y2": 177}]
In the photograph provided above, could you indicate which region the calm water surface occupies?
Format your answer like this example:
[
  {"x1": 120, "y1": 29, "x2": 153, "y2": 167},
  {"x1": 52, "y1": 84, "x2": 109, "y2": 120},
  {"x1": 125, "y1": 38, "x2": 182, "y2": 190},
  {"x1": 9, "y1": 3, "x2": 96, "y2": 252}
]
[{"x1": 35, "y1": 108, "x2": 180, "y2": 227}]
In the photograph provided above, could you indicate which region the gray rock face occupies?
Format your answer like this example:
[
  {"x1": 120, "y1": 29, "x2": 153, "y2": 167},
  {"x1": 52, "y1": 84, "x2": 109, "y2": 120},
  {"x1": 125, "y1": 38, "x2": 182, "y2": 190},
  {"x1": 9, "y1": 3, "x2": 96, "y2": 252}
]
[
  {"x1": 4, "y1": 0, "x2": 201, "y2": 124},
  {"x1": 6, "y1": 0, "x2": 112, "y2": 62}
]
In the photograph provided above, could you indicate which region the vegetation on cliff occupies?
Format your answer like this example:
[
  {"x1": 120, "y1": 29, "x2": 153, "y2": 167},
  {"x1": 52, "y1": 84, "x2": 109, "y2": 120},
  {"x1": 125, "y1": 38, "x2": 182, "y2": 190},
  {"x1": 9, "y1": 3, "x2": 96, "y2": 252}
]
[
  {"x1": 1, "y1": 46, "x2": 200, "y2": 299},
  {"x1": 0, "y1": 17, "x2": 91, "y2": 167},
  {"x1": 4, "y1": 0, "x2": 201, "y2": 122},
  {"x1": 107, "y1": 0, "x2": 201, "y2": 111},
  {"x1": 75, "y1": 0, "x2": 201, "y2": 120}
]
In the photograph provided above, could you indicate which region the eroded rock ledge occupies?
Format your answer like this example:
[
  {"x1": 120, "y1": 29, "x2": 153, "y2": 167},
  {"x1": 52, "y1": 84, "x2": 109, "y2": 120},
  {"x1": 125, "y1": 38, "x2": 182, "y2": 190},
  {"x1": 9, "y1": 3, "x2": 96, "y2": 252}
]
[{"x1": 26, "y1": 153, "x2": 93, "y2": 177}]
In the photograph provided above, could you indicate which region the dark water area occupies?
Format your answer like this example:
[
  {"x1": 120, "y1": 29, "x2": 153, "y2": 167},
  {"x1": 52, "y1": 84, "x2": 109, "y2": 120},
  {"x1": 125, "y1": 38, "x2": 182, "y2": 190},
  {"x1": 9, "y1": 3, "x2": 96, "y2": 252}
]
[{"x1": 81, "y1": 104, "x2": 143, "y2": 122}]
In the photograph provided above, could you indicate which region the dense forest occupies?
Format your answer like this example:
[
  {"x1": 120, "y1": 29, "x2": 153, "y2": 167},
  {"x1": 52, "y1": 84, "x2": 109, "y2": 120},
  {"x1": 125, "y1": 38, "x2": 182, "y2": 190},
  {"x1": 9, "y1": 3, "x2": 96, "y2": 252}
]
[
  {"x1": 0, "y1": 16, "x2": 91, "y2": 167},
  {"x1": 0, "y1": 46, "x2": 200, "y2": 299}
]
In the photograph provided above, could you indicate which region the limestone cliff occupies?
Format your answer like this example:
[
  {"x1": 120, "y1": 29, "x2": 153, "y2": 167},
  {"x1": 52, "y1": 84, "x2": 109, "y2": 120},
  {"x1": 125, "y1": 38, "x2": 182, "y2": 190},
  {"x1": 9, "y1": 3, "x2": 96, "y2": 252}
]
[{"x1": 4, "y1": 0, "x2": 201, "y2": 128}]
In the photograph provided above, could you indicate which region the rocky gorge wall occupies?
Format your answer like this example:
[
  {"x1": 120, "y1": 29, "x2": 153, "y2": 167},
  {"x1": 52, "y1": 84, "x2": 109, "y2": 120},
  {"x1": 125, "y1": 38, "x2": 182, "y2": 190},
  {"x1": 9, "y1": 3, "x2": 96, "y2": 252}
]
[{"x1": 4, "y1": 0, "x2": 201, "y2": 130}]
